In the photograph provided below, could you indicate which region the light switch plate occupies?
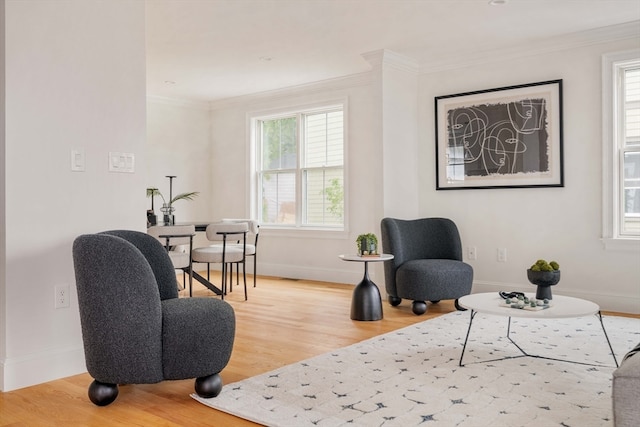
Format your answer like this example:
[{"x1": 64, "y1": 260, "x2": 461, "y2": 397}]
[
  {"x1": 71, "y1": 149, "x2": 85, "y2": 172},
  {"x1": 108, "y1": 152, "x2": 135, "y2": 173}
]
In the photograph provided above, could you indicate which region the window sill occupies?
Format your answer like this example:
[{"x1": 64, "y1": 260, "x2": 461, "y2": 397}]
[
  {"x1": 261, "y1": 226, "x2": 348, "y2": 240},
  {"x1": 601, "y1": 238, "x2": 640, "y2": 251}
]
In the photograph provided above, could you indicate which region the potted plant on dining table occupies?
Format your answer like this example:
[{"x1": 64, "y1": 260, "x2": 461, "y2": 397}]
[{"x1": 147, "y1": 184, "x2": 199, "y2": 226}]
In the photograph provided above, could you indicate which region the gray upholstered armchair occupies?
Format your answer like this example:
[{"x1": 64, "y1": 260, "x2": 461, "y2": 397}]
[
  {"x1": 380, "y1": 217, "x2": 473, "y2": 315},
  {"x1": 72, "y1": 230, "x2": 235, "y2": 406}
]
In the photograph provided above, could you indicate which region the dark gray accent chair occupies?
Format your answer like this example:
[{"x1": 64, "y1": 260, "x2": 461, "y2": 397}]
[
  {"x1": 72, "y1": 230, "x2": 235, "y2": 406},
  {"x1": 380, "y1": 217, "x2": 473, "y2": 315}
]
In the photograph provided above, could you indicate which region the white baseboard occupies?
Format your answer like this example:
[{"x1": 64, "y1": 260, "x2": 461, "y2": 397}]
[
  {"x1": 251, "y1": 267, "x2": 640, "y2": 315},
  {"x1": 258, "y1": 263, "x2": 372, "y2": 291},
  {"x1": 1, "y1": 344, "x2": 86, "y2": 392},
  {"x1": 254, "y1": 265, "x2": 639, "y2": 314}
]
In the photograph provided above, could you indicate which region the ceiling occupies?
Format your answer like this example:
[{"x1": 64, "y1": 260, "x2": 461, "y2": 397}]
[{"x1": 145, "y1": 0, "x2": 640, "y2": 102}]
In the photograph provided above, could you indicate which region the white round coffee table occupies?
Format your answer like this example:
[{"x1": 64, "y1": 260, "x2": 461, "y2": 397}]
[
  {"x1": 457, "y1": 292, "x2": 618, "y2": 367},
  {"x1": 339, "y1": 254, "x2": 393, "y2": 321}
]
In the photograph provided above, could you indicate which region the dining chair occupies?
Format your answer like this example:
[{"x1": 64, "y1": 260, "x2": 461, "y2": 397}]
[
  {"x1": 192, "y1": 222, "x2": 249, "y2": 300},
  {"x1": 147, "y1": 224, "x2": 196, "y2": 296},
  {"x1": 222, "y1": 219, "x2": 260, "y2": 288}
]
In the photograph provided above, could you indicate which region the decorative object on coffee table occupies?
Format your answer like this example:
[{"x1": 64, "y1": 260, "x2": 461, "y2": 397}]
[
  {"x1": 356, "y1": 233, "x2": 379, "y2": 256},
  {"x1": 501, "y1": 293, "x2": 550, "y2": 311},
  {"x1": 527, "y1": 259, "x2": 560, "y2": 300}
]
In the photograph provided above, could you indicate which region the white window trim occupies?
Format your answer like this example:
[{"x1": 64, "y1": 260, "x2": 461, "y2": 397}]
[
  {"x1": 248, "y1": 98, "x2": 349, "y2": 236},
  {"x1": 601, "y1": 49, "x2": 640, "y2": 251}
]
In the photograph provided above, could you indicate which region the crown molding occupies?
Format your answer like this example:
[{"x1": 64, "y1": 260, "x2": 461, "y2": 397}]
[
  {"x1": 151, "y1": 21, "x2": 638, "y2": 108},
  {"x1": 146, "y1": 95, "x2": 211, "y2": 111},
  {"x1": 363, "y1": 49, "x2": 419, "y2": 74},
  {"x1": 208, "y1": 71, "x2": 373, "y2": 110},
  {"x1": 420, "y1": 20, "x2": 640, "y2": 73}
]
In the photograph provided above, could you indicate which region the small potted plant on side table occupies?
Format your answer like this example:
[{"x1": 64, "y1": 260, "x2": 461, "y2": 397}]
[{"x1": 356, "y1": 233, "x2": 379, "y2": 257}]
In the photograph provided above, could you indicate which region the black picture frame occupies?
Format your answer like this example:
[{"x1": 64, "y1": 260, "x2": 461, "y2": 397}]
[{"x1": 435, "y1": 80, "x2": 563, "y2": 190}]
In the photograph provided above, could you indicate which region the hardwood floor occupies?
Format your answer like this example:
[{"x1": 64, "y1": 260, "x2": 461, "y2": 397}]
[{"x1": 1, "y1": 274, "x2": 636, "y2": 426}]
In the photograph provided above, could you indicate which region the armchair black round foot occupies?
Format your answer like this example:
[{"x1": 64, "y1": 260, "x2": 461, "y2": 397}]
[
  {"x1": 88, "y1": 380, "x2": 118, "y2": 406},
  {"x1": 454, "y1": 298, "x2": 467, "y2": 311},
  {"x1": 412, "y1": 300, "x2": 427, "y2": 315},
  {"x1": 195, "y1": 373, "x2": 223, "y2": 398},
  {"x1": 388, "y1": 296, "x2": 402, "y2": 306}
]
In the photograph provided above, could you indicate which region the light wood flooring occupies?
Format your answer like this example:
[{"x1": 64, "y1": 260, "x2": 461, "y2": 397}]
[{"x1": 1, "y1": 273, "x2": 636, "y2": 426}]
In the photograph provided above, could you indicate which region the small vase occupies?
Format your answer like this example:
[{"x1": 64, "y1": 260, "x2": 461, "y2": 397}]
[
  {"x1": 160, "y1": 204, "x2": 175, "y2": 226},
  {"x1": 527, "y1": 269, "x2": 561, "y2": 300},
  {"x1": 147, "y1": 210, "x2": 157, "y2": 226}
]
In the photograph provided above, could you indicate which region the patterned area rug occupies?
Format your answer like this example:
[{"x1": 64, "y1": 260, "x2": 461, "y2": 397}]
[{"x1": 193, "y1": 310, "x2": 640, "y2": 426}]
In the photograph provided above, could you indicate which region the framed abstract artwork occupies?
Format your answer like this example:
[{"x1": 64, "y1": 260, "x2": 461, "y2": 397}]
[{"x1": 435, "y1": 80, "x2": 563, "y2": 190}]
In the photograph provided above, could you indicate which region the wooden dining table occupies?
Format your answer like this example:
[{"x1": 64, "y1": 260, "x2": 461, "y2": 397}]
[{"x1": 174, "y1": 221, "x2": 209, "y2": 232}]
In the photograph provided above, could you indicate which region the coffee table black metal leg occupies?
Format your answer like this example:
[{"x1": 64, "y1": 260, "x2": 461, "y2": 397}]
[
  {"x1": 461, "y1": 313, "x2": 618, "y2": 368},
  {"x1": 506, "y1": 314, "x2": 618, "y2": 367},
  {"x1": 459, "y1": 309, "x2": 477, "y2": 366},
  {"x1": 506, "y1": 317, "x2": 529, "y2": 357},
  {"x1": 597, "y1": 311, "x2": 619, "y2": 367}
]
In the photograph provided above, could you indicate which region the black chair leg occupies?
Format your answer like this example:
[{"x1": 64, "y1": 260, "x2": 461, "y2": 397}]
[
  {"x1": 195, "y1": 373, "x2": 223, "y2": 398},
  {"x1": 412, "y1": 301, "x2": 427, "y2": 315},
  {"x1": 243, "y1": 261, "x2": 248, "y2": 301},
  {"x1": 253, "y1": 256, "x2": 257, "y2": 287},
  {"x1": 88, "y1": 380, "x2": 119, "y2": 406}
]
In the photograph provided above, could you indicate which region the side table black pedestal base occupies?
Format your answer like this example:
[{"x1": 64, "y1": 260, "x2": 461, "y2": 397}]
[
  {"x1": 351, "y1": 264, "x2": 383, "y2": 321},
  {"x1": 339, "y1": 254, "x2": 392, "y2": 322}
]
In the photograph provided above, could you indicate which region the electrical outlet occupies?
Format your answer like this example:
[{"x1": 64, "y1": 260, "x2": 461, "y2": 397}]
[
  {"x1": 467, "y1": 246, "x2": 477, "y2": 260},
  {"x1": 55, "y1": 285, "x2": 70, "y2": 309},
  {"x1": 497, "y1": 248, "x2": 507, "y2": 262}
]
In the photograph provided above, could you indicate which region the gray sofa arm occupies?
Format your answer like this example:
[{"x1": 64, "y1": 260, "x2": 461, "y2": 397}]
[{"x1": 613, "y1": 343, "x2": 640, "y2": 427}]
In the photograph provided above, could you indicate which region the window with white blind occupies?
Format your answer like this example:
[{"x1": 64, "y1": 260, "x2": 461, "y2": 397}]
[
  {"x1": 621, "y1": 66, "x2": 640, "y2": 235},
  {"x1": 602, "y1": 50, "x2": 640, "y2": 248},
  {"x1": 253, "y1": 105, "x2": 345, "y2": 230}
]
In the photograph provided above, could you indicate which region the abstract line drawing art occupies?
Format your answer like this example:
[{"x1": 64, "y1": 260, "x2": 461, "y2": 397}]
[{"x1": 435, "y1": 80, "x2": 563, "y2": 190}]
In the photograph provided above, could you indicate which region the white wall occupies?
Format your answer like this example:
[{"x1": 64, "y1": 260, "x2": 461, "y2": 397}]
[
  {"x1": 418, "y1": 38, "x2": 640, "y2": 313},
  {"x1": 379, "y1": 52, "x2": 420, "y2": 219},
  {"x1": 151, "y1": 35, "x2": 639, "y2": 314},
  {"x1": 1, "y1": 0, "x2": 146, "y2": 391},
  {"x1": 208, "y1": 74, "x2": 383, "y2": 284},
  {"x1": 146, "y1": 97, "x2": 213, "y2": 230}
]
